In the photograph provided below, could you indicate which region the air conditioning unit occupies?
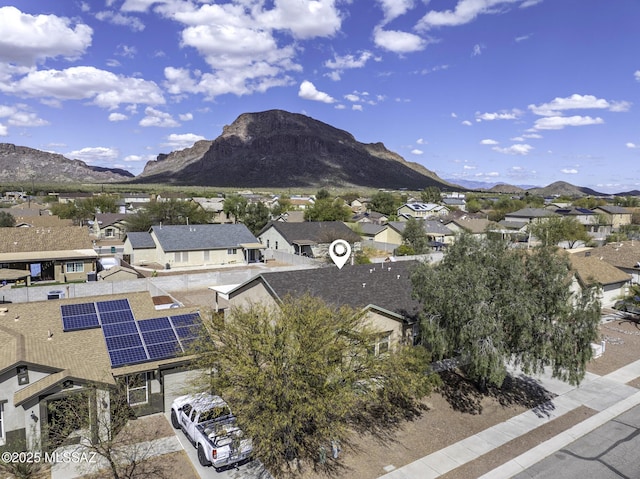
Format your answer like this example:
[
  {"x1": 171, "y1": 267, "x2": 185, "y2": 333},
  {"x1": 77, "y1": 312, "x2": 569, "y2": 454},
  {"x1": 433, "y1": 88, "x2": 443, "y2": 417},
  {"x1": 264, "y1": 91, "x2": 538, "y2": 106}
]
[{"x1": 47, "y1": 290, "x2": 65, "y2": 300}]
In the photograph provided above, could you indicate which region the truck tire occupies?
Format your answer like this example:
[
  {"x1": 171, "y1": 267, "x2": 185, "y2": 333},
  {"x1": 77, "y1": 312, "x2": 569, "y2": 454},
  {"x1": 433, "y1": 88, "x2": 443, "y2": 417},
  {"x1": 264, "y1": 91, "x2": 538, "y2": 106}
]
[
  {"x1": 197, "y1": 444, "x2": 211, "y2": 467},
  {"x1": 170, "y1": 410, "x2": 180, "y2": 429}
]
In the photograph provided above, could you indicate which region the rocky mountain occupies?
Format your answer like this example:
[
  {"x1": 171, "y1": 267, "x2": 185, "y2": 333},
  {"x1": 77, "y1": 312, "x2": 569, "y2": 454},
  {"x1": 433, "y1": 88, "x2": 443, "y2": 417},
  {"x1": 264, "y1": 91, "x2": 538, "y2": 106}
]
[
  {"x1": 0, "y1": 143, "x2": 133, "y2": 183},
  {"x1": 136, "y1": 110, "x2": 458, "y2": 190}
]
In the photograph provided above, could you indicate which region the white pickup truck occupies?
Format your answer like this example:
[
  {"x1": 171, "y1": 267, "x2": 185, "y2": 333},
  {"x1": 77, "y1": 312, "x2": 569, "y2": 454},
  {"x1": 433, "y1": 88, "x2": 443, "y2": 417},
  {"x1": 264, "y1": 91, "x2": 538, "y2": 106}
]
[{"x1": 170, "y1": 393, "x2": 253, "y2": 470}]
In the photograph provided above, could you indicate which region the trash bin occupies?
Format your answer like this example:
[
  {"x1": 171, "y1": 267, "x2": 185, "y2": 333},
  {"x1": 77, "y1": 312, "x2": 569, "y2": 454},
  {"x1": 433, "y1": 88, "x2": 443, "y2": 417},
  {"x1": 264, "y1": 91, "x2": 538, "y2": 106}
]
[
  {"x1": 110, "y1": 246, "x2": 116, "y2": 253},
  {"x1": 165, "y1": 263, "x2": 171, "y2": 270}
]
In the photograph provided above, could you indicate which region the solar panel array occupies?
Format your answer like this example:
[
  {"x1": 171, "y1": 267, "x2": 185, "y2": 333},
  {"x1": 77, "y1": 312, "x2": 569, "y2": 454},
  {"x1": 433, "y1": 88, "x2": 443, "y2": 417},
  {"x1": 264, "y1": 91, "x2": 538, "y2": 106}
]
[{"x1": 60, "y1": 300, "x2": 201, "y2": 368}]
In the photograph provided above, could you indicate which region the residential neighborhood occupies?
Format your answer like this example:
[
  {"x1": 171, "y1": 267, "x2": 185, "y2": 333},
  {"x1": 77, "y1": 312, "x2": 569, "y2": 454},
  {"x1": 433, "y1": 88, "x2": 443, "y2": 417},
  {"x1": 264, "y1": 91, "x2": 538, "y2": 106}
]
[{"x1": 1, "y1": 187, "x2": 640, "y2": 479}]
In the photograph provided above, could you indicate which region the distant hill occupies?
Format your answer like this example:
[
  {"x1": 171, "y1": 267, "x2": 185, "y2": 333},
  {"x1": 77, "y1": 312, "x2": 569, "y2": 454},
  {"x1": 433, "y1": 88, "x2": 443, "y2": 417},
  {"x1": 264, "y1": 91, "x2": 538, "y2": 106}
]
[
  {"x1": 135, "y1": 110, "x2": 460, "y2": 190},
  {"x1": 526, "y1": 181, "x2": 605, "y2": 197},
  {"x1": 0, "y1": 143, "x2": 133, "y2": 183}
]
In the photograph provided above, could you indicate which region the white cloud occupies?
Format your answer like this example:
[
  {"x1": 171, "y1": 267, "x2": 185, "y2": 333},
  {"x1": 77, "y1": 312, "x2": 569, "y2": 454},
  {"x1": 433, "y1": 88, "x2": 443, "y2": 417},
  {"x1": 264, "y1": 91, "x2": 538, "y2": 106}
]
[
  {"x1": 123, "y1": 154, "x2": 151, "y2": 162},
  {"x1": 1, "y1": 66, "x2": 165, "y2": 109},
  {"x1": 418, "y1": 64, "x2": 449, "y2": 75},
  {"x1": 0, "y1": 6, "x2": 93, "y2": 66},
  {"x1": 139, "y1": 107, "x2": 180, "y2": 127},
  {"x1": 529, "y1": 94, "x2": 629, "y2": 116},
  {"x1": 510, "y1": 136, "x2": 524, "y2": 141},
  {"x1": 522, "y1": 133, "x2": 542, "y2": 139},
  {"x1": 635, "y1": 71, "x2": 640, "y2": 81},
  {"x1": 463, "y1": 165, "x2": 476, "y2": 170},
  {"x1": 298, "y1": 80, "x2": 335, "y2": 103},
  {"x1": 373, "y1": 27, "x2": 429, "y2": 53},
  {"x1": 67, "y1": 146, "x2": 119, "y2": 164},
  {"x1": 161, "y1": 133, "x2": 207, "y2": 149},
  {"x1": 515, "y1": 34, "x2": 531, "y2": 42},
  {"x1": 451, "y1": 112, "x2": 457, "y2": 118},
  {"x1": 253, "y1": 0, "x2": 343, "y2": 40},
  {"x1": 115, "y1": 45, "x2": 137, "y2": 58},
  {"x1": 325, "y1": 51, "x2": 374, "y2": 70},
  {"x1": 344, "y1": 94, "x2": 360, "y2": 102},
  {"x1": 533, "y1": 115, "x2": 604, "y2": 130},
  {"x1": 480, "y1": 139, "x2": 499, "y2": 145},
  {"x1": 377, "y1": 0, "x2": 415, "y2": 23},
  {"x1": 0, "y1": 104, "x2": 48, "y2": 128},
  {"x1": 492, "y1": 144, "x2": 533, "y2": 155},
  {"x1": 416, "y1": 138, "x2": 427, "y2": 145},
  {"x1": 95, "y1": 10, "x2": 145, "y2": 32},
  {"x1": 108, "y1": 112, "x2": 128, "y2": 122},
  {"x1": 411, "y1": 149, "x2": 423, "y2": 155},
  {"x1": 476, "y1": 109, "x2": 522, "y2": 121},
  {"x1": 461, "y1": 120, "x2": 472, "y2": 126},
  {"x1": 418, "y1": 0, "x2": 535, "y2": 31},
  {"x1": 0, "y1": 123, "x2": 7, "y2": 136},
  {"x1": 561, "y1": 168, "x2": 578, "y2": 174},
  {"x1": 520, "y1": 0, "x2": 543, "y2": 7},
  {"x1": 352, "y1": 104, "x2": 363, "y2": 111},
  {"x1": 179, "y1": 113, "x2": 193, "y2": 121},
  {"x1": 626, "y1": 142, "x2": 639, "y2": 149},
  {"x1": 472, "y1": 44, "x2": 484, "y2": 56}
]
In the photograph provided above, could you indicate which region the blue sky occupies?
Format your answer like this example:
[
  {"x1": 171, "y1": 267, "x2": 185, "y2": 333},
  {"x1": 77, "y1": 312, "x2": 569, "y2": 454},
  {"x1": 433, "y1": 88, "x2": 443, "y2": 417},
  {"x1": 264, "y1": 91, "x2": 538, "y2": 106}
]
[{"x1": 0, "y1": 0, "x2": 639, "y2": 193}]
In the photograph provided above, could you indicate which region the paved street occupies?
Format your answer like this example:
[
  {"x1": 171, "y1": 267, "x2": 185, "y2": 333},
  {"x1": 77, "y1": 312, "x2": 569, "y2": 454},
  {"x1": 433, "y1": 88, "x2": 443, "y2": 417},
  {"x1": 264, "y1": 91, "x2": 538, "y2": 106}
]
[{"x1": 513, "y1": 403, "x2": 640, "y2": 479}]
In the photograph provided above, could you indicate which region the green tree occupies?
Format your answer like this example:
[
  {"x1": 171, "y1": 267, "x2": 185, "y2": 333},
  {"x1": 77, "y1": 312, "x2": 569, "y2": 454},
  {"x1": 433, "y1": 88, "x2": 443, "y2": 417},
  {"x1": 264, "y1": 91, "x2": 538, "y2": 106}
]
[
  {"x1": 194, "y1": 295, "x2": 437, "y2": 476},
  {"x1": 401, "y1": 217, "x2": 429, "y2": 254},
  {"x1": 0, "y1": 210, "x2": 15, "y2": 227},
  {"x1": 369, "y1": 191, "x2": 397, "y2": 216},
  {"x1": 420, "y1": 186, "x2": 441, "y2": 203},
  {"x1": 223, "y1": 194, "x2": 248, "y2": 223},
  {"x1": 126, "y1": 199, "x2": 212, "y2": 232},
  {"x1": 243, "y1": 202, "x2": 271, "y2": 235},
  {"x1": 315, "y1": 188, "x2": 331, "y2": 200},
  {"x1": 528, "y1": 216, "x2": 592, "y2": 248},
  {"x1": 304, "y1": 198, "x2": 351, "y2": 222},
  {"x1": 411, "y1": 234, "x2": 601, "y2": 390}
]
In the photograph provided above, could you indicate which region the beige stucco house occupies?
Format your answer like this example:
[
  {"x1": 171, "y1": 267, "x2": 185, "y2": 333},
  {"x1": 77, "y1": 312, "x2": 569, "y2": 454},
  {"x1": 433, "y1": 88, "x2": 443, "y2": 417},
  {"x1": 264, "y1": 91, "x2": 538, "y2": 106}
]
[
  {"x1": 123, "y1": 224, "x2": 263, "y2": 268},
  {"x1": 215, "y1": 261, "x2": 423, "y2": 353},
  {"x1": 0, "y1": 226, "x2": 98, "y2": 284},
  {"x1": 567, "y1": 250, "x2": 632, "y2": 307}
]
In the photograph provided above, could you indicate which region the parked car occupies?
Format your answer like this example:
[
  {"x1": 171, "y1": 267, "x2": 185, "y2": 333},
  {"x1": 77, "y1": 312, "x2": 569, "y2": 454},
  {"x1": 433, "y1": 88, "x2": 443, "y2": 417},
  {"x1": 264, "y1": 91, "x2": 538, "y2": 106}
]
[
  {"x1": 613, "y1": 300, "x2": 640, "y2": 316},
  {"x1": 170, "y1": 393, "x2": 253, "y2": 470}
]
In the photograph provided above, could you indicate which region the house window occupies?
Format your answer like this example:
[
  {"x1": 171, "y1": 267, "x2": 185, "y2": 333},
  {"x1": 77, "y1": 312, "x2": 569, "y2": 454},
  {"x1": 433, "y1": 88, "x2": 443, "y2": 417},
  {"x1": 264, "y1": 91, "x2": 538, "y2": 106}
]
[
  {"x1": 266, "y1": 240, "x2": 270, "y2": 248},
  {"x1": 227, "y1": 248, "x2": 237, "y2": 255},
  {"x1": 204, "y1": 250, "x2": 210, "y2": 262},
  {"x1": 17, "y1": 365, "x2": 29, "y2": 385},
  {"x1": 275, "y1": 241, "x2": 278, "y2": 250},
  {"x1": 105, "y1": 228, "x2": 114, "y2": 238},
  {"x1": 370, "y1": 334, "x2": 391, "y2": 356},
  {"x1": 174, "y1": 252, "x2": 189, "y2": 263},
  {"x1": 66, "y1": 261, "x2": 84, "y2": 273},
  {"x1": 126, "y1": 373, "x2": 149, "y2": 406}
]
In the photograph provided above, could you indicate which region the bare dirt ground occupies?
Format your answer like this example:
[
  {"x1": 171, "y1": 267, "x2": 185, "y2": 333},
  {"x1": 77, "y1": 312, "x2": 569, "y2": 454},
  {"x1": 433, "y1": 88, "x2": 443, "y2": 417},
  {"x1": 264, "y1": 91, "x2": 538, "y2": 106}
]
[{"x1": 588, "y1": 314, "x2": 640, "y2": 376}]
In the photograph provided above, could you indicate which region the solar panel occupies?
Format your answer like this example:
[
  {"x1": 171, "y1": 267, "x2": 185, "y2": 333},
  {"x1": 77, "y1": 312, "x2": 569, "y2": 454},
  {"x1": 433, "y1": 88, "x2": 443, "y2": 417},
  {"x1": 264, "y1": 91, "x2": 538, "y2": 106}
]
[
  {"x1": 108, "y1": 347, "x2": 148, "y2": 367},
  {"x1": 169, "y1": 313, "x2": 200, "y2": 328},
  {"x1": 174, "y1": 325, "x2": 201, "y2": 339},
  {"x1": 142, "y1": 328, "x2": 178, "y2": 345},
  {"x1": 96, "y1": 299, "x2": 131, "y2": 313},
  {"x1": 100, "y1": 310, "x2": 135, "y2": 325},
  {"x1": 105, "y1": 333, "x2": 144, "y2": 351},
  {"x1": 137, "y1": 317, "x2": 171, "y2": 332},
  {"x1": 102, "y1": 321, "x2": 139, "y2": 338},
  {"x1": 179, "y1": 337, "x2": 197, "y2": 351},
  {"x1": 147, "y1": 341, "x2": 181, "y2": 360},
  {"x1": 61, "y1": 303, "x2": 96, "y2": 317},
  {"x1": 62, "y1": 314, "x2": 100, "y2": 332}
]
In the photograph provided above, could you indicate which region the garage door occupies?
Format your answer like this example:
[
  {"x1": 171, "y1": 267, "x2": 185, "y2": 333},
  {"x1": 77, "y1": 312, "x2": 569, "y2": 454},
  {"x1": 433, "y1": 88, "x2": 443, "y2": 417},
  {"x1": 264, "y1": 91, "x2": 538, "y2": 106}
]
[{"x1": 162, "y1": 369, "x2": 203, "y2": 413}]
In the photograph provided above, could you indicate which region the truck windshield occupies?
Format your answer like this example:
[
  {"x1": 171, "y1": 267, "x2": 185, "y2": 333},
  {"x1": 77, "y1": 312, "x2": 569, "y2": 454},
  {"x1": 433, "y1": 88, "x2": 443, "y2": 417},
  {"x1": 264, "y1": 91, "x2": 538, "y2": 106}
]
[{"x1": 199, "y1": 406, "x2": 231, "y2": 423}]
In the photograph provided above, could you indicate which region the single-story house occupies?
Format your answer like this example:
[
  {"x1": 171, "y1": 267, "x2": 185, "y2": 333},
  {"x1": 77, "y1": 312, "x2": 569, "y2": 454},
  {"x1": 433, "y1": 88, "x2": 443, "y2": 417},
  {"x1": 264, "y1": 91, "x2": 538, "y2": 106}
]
[
  {"x1": 215, "y1": 261, "x2": 423, "y2": 354},
  {"x1": 442, "y1": 198, "x2": 466, "y2": 211},
  {"x1": 592, "y1": 241, "x2": 640, "y2": 285},
  {"x1": 14, "y1": 216, "x2": 73, "y2": 228},
  {"x1": 0, "y1": 227, "x2": 98, "y2": 284},
  {"x1": 444, "y1": 217, "x2": 496, "y2": 240},
  {"x1": 0, "y1": 292, "x2": 200, "y2": 449},
  {"x1": 190, "y1": 197, "x2": 231, "y2": 223},
  {"x1": 566, "y1": 250, "x2": 632, "y2": 307},
  {"x1": 123, "y1": 224, "x2": 264, "y2": 268},
  {"x1": 97, "y1": 265, "x2": 143, "y2": 282},
  {"x1": 504, "y1": 208, "x2": 560, "y2": 225},
  {"x1": 397, "y1": 203, "x2": 449, "y2": 220},
  {"x1": 257, "y1": 221, "x2": 361, "y2": 258},
  {"x1": 352, "y1": 211, "x2": 389, "y2": 225},
  {"x1": 387, "y1": 220, "x2": 455, "y2": 247},
  {"x1": 273, "y1": 210, "x2": 305, "y2": 223}
]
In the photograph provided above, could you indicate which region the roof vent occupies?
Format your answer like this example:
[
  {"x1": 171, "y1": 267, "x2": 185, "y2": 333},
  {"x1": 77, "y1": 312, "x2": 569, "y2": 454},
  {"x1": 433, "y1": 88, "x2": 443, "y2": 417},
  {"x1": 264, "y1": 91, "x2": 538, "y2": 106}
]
[
  {"x1": 397, "y1": 275, "x2": 400, "y2": 280},
  {"x1": 362, "y1": 283, "x2": 366, "y2": 288},
  {"x1": 47, "y1": 330, "x2": 53, "y2": 340}
]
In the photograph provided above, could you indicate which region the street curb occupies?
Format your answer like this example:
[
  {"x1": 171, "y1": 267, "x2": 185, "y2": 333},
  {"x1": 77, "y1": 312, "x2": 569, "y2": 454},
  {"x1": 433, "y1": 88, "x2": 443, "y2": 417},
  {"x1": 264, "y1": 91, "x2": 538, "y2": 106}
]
[{"x1": 477, "y1": 389, "x2": 640, "y2": 478}]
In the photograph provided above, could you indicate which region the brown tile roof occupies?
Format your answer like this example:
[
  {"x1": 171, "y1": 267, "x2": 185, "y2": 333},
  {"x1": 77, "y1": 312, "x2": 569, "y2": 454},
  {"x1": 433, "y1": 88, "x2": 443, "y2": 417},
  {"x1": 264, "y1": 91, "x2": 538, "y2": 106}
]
[
  {"x1": 567, "y1": 251, "x2": 631, "y2": 286},
  {"x1": 0, "y1": 226, "x2": 93, "y2": 253},
  {"x1": 0, "y1": 292, "x2": 198, "y2": 405},
  {"x1": 446, "y1": 218, "x2": 496, "y2": 234},
  {"x1": 14, "y1": 216, "x2": 73, "y2": 228}
]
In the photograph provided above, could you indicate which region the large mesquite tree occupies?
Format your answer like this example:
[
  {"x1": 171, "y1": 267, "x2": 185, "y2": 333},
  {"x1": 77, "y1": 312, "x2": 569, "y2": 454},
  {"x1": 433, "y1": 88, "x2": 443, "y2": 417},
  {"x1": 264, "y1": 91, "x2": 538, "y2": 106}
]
[{"x1": 411, "y1": 233, "x2": 601, "y2": 389}]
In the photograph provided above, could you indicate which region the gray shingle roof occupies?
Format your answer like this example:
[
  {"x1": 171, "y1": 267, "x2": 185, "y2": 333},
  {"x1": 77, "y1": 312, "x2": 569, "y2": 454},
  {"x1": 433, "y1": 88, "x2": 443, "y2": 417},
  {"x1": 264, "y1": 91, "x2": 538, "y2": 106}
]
[
  {"x1": 125, "y1": 232, "x2": 156, "y2": 249},
  {"x1": 259, "y1": 221, "x2": 361, "y2": 244},
  {"x1": 388, "y1": 220, "x2": 453, "y2": 236},
  {"x1": 252, "y1": 261, "x2": 422, "y2": 322},
  {"x1": 151, "y1": 224, "x2": 259, "y2": 252}
]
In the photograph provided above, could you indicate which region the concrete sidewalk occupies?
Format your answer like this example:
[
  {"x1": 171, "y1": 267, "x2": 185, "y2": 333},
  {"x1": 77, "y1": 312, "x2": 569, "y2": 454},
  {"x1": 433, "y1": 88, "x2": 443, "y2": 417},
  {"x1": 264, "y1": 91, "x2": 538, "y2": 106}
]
[{"x1": 379, "y1": 358, "x2": 640, "y2": 479}]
